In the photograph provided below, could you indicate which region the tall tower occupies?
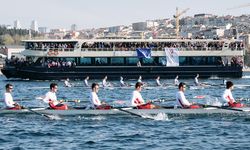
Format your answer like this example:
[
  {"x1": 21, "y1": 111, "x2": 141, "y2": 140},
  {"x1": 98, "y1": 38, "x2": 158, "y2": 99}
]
[
  {"x1": 30, "y1": 20, "x2": 38, "y2": 31},
  {"x1": 14, "y1": 20, "x2": 21, "y2": 29},
  {"x1": 71, "y1": 24, "x2": 77, "y2": 31}
]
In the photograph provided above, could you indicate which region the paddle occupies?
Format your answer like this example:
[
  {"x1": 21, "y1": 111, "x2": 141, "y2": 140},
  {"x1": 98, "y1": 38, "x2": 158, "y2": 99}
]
[
  {"x1": 22, "y1": 106, "x2": 53, "y2": 119},
  {"x1": 115, "y1": 107, "x2": 155, "y2": 120},
  {"x1": 198, "y1": 103, "x2": 249, "y2": 112}
]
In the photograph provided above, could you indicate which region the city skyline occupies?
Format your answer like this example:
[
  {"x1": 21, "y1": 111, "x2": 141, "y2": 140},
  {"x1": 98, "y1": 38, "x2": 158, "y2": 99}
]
[{"x1": 0, "y1": 0, "x2": 249, "y2": 29}]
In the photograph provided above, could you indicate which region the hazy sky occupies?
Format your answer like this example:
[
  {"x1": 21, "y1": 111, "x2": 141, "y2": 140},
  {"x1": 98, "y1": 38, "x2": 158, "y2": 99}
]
[{"x1": 0, "y1": 0, "x2": 249, "y2": 29}]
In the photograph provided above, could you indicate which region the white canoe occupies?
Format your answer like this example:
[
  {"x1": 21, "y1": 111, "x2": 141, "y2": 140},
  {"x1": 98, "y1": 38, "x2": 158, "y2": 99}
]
[{"x1": 1, "y1": 107, "x2": 250, "y2": 116}]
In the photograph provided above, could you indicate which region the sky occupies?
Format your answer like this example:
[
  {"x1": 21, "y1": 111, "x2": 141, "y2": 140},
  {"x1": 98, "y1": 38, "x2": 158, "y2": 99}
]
[{"x1": 0, "y1": 0, "x2": 249, "y2": 30}]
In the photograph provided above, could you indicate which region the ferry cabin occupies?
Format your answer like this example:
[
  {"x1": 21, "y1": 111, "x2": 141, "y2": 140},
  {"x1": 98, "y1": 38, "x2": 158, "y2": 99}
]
[{"x1": 1, "y1": 39, "x2": 244, "y2": 80}]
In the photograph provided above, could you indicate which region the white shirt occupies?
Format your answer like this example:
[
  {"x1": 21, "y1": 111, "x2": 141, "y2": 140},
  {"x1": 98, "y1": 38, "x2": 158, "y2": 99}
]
[
  {"x1": 120, "y1": 79, "x2": 125, "y2": 86},
  {"x1": 64, "y1": 80, "x2": 71, "y2": 87},
  {"x1": 131, "y1": 90, "x2": 145, "y2": 106},
  {"x1": 176, "y1": 91, "x2": 191, "y2": 108},
  {"x1": 43, "y1": 91, "x2": 59, "y2": 105},
  {"x1": 174, "y1": 78, "x2": 179, "y2": 86},
  {"x1": 194, "y1": 77, "x2": 199, "y2": 86},
  {"x1": 4, "y1": 92, "x2": 15, "y2": 108},
  {"x1": 90, "y1": 92, "x2": 101, "y2": 107},
  {"x1": 156, "y1": 79, "x2": 161, "y2": 86},
  {"x1": 102, "y1": 79, "x2": 107, "y2": 87},
  {"x1": 222, "y1": 89, "x2": 235, "y2": 105},
  {"x1": 138, "y1": 79, "x2": 142, "y2": 83},
  {"x1": 84, "y1": 79, "x2": 89, "y2": 86}
]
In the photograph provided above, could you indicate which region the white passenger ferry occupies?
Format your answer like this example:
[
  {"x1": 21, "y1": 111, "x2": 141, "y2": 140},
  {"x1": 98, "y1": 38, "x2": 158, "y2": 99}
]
[{"x1": 1, "y1": 39, "x2": 244, "y2": 80}]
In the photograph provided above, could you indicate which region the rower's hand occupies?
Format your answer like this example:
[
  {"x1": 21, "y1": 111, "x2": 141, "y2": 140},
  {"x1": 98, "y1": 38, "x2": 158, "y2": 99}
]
[
  {"x1": 147, "y1": 100, "x2": 152, "y2": 104},
  {"x1": 59, "y1": 100, "x2": 64, "y2": 103}
]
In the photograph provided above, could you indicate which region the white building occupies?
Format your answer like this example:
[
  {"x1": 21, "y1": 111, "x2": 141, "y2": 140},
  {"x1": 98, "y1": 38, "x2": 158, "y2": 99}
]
[
  {"x1": 14, "y1": 20, "x2": 21, "y2": 29},
  {"x1": 30, "y1": 20, "x2": 38, "y2": 31}
]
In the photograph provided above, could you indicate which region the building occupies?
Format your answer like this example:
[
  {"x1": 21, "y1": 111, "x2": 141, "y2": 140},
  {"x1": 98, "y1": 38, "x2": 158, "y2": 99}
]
[
  {"x1": 30, "y1": 20, "x2": 38, "y2": 31},
  {"x1": 132, "y1": 22, "x2": 147, "y2": 31},
  {"x1": 38, "y1": 27, "x2": 47, "y2": 34},
  {"x1": 108, "y1": 26, "x2": 123, "y2": 33},
  {"x1": 71, "y1": 24, "x2": 77, "y2": 31},
  {"x1": 14, "y1": 20, "x2": 21, "y2": 29}
]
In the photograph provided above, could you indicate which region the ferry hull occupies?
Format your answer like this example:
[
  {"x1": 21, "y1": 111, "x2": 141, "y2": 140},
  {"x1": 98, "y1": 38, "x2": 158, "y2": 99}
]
[{"x1": 1, "y1": 66, "x2": 242, "y2": 80}]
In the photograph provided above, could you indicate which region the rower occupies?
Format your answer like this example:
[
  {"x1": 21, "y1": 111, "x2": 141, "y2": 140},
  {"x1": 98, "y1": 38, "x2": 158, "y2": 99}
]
[
  {"x1": 102, "y1": 76, "x2": 112, "y2": 87},
  {"x1": 64, "y1": 78, "x2": 72, "y2": 87},
  {"x1": 120, "y1": 76, "x2": 127, "y2": 87},
  {"x1": 194, "y1": 74, "x2": 200, "y2": 86},
  {"x1": 138, "y1": 76, "x2": 142, "y2": 83},
  {"x1": 156, "y1": 76, "x2": 162, "y2": 86},
  {"x1": 131, "y1": 82, "x2": 158, "y2": 109},
  {"x1": 3, "y1": 84, "x2": 22, "y2": 110},
  {"x1": 222, "y1": 81, "x2": 244, "y2": 108},
  {"x1": 176, "y1": 82, "x2": 201, "y2": 109},
  {"x1": 174, "y1": 75, "x2": 179, "y2": 86},
  {"x1": 137, "y1": 75, "x2": 147, "y2": 86},
  {"x1": 90, "y1": 83, "x2": 112, "y2": 109},
  {"x1": 43, "y1": 83, "x2": 68, "y2": 110},
  {"x1": 84, "y1": 76, "x2": 89, "y2": 87}
]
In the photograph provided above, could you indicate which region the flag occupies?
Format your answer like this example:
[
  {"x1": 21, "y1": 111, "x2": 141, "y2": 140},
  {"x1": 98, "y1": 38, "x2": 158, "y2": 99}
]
[
  {"x1": 136, "y1": 48, "x2": 151, "y2": 59},
  {"x1": 165, "y1": 48, "x2": 179, "y2": 66}
]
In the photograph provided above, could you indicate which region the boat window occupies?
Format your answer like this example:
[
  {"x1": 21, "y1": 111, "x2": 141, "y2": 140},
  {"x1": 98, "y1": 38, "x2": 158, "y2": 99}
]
[
  {"x1": 80, "y1": 58, "x2": 92, "y2": 65},
  {"x1": 179, "y1": 57, "x2": 188, "y2": 66},
  {"x1": 111, "y1": 57, "x2": 124, "y2": 64},
  {"x1": 158, "y1": 57, "x2": 167, "y2": 66},
  {"x1": 95, "y1": 58, "x2": 108, "y2": 65},
  {"x1": 126, "y1": 57, "x2": 138, "y2": 65},
  {"x1": 142, "y1": 58, "x2": 155, "y2": 66}
]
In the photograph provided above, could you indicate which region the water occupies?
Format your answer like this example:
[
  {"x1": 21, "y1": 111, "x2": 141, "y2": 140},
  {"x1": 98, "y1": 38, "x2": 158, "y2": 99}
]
[{"x1": 1, "y1": 73, "x2": 250, "y2": 149}]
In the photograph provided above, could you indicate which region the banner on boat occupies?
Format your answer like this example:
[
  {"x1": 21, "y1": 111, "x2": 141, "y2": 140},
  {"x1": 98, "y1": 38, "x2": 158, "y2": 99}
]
[
  {"x1": 136, "y1": 48, "x2": 151, "y2": 59},
  {"x1": 165, "y1": 48, "x2": 179, "y2": 66}
]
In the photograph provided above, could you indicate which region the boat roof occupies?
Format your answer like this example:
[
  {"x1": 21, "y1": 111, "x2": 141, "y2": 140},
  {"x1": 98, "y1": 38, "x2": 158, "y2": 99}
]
[{"x1": 22, "y1": 38, "x2": 241, "y2": 43}]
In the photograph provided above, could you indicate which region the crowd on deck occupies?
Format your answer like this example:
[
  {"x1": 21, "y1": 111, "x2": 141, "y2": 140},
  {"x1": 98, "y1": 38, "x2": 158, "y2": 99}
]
[
  {"x1": 44, "y1": 59, "x2": 76, "y2": 68},
  {"x1": 25, "y1": 42, "x2": 76, "y2": 51},
  {"x1": 5, "y1": 57, "x2": 76, "y2": 68},
  {"x1": 81, "y1": 41, "x2": 244, "y2": 51}
]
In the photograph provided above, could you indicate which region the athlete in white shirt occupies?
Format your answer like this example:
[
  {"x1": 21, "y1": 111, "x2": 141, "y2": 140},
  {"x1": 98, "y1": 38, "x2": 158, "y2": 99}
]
[
  {"x1": 64, "y1": 78, "x2": 72, "y2": 87},
  {"x1": 194, "y1": 74, "x2": 200, "y2": 86},
  {"x1": 174, "y1": 75, "x2": 179, "y2": 86},
  {"x1": 3, "y1": 84, "x2": 22, "y2": 110},
  {"x1": 138, "y1": 76, "x2": 142, "y2": 83},
  {"x1": 43, "y1": 83, "x2": 68, "y2": 110},
  {"x1": 120, "y1": 76, "x2": 127, "y2": 87},
  {"x1": 84, "y1": 76, "x2": 89, "y2": 87},
  {"x1": 156, "y1": 76, "x2": 162, "y2": 86},
  {"x1": 102, "y1": 76, "x2": 112, "y2": 87},
  {"x1": 176, "y1": 82, "x2": 201, "y2": 109},
  {"x1": 131, "y1": 82, "x2": 157, "y2": 109},
  {"x1": 90, "y1": 83, "x2": 111, "y2": 109},
  {"x1": 222, "y1": 81, "x2": 244, "y2": 107}
]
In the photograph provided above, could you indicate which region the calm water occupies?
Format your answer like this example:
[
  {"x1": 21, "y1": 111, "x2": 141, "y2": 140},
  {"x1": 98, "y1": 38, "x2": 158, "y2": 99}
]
[{"x1": 1, "y1": 73, "x2": 250, "y2": 150}]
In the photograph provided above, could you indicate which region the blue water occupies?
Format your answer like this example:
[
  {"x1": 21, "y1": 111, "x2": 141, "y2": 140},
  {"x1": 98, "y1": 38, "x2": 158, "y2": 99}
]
[{"x1": 1, "y1": 73, "x2": 250, "y2": 149}]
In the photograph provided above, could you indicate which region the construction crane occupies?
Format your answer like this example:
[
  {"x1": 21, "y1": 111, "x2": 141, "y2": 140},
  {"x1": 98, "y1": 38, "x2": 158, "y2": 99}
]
[
  {"x1": 227, "y1": 3, "x2": 250, "y2": 10},
  {"x1": 173, "y1": 7, "x2": 190, "y2": 38}
]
